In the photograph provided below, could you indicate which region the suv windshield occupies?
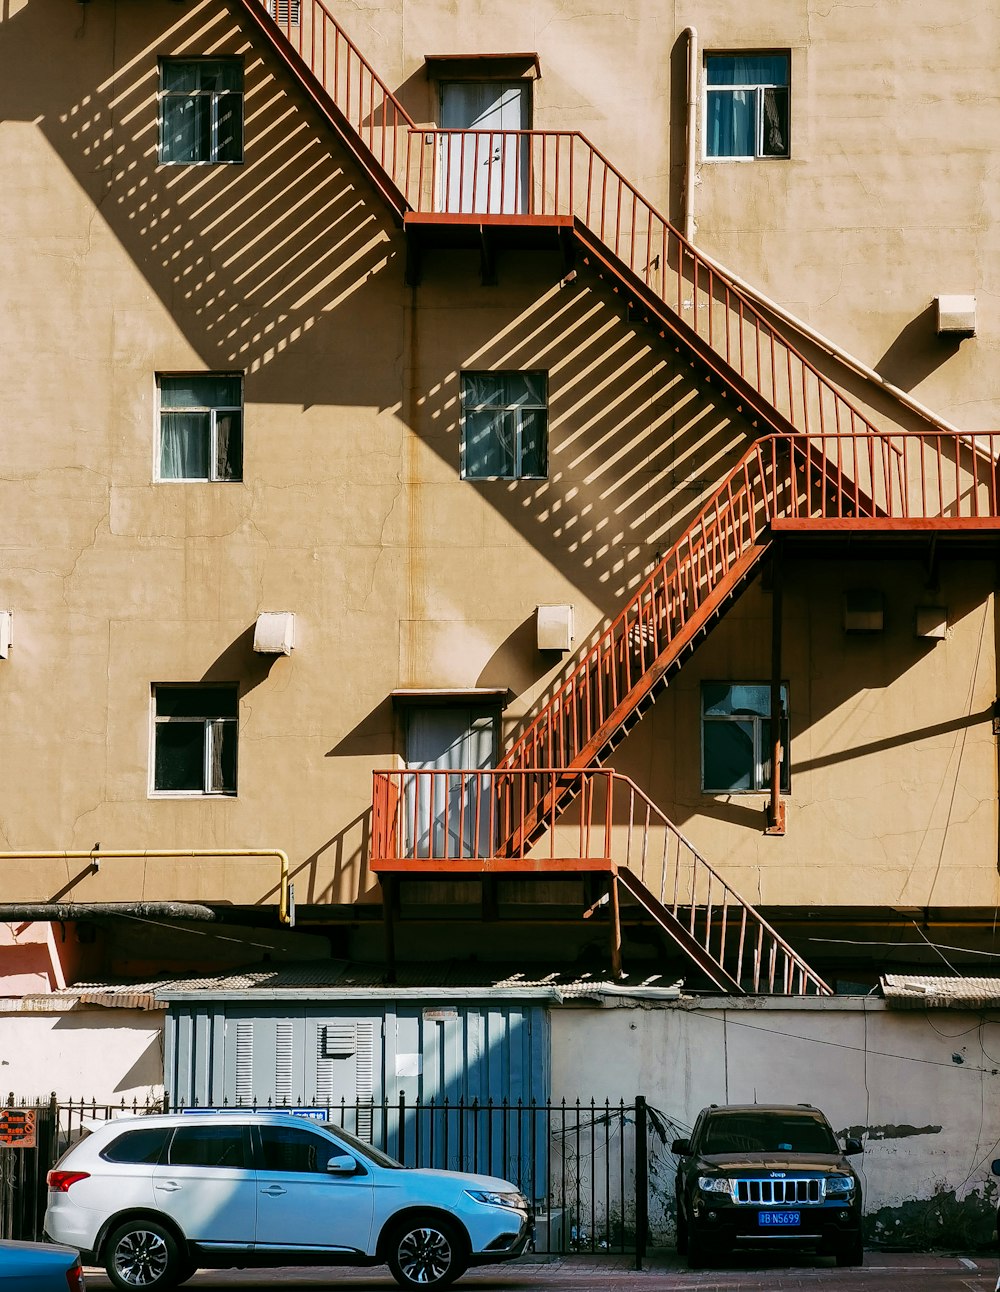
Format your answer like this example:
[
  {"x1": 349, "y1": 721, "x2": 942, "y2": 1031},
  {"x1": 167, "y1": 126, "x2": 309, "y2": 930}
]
[{"x1": 701, "y1": 1111, "x2": 838, "y2": 1155}]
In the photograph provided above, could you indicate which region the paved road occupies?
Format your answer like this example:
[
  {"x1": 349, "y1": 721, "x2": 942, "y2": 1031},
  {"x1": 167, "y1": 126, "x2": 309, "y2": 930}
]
[{"x1": 82, "y1": 1252, "x2": 1000, "y2": 1291}]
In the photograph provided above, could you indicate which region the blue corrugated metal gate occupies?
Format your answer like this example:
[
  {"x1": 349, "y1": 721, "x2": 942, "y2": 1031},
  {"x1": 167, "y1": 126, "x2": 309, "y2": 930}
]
[
  {"x1": 165, "y1": 999, "x2": 550, "y2": 1201},
  {"x1": 166, "y1": 1000, "x2": 548, "y2": 1126}
]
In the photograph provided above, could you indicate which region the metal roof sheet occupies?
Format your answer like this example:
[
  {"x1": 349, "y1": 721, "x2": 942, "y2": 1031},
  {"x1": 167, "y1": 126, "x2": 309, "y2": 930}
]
[
  {"x1": 4, "y1": 963, "x2": 684, "y2": 1009},
  {"x1": 881, "y1": 974, "x2": 1000, "y2": 1008},
  {"x1": 152, "y1": 962, "x2": 683, "y2": 1002}
]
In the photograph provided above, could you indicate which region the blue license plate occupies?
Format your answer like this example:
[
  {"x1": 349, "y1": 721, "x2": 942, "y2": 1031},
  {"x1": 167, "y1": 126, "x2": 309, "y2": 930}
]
[{"x1": 758, "y1": 1211, "x2": 800, "y2": 1227}]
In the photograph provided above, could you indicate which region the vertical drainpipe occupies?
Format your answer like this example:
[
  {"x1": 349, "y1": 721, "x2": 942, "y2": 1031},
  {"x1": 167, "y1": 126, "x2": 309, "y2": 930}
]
[
  {"x1": 766, "y1": 544, "x2": 786, "y2": 835},
  {"x1": 683, "y1": 26, "x2": 699, "y2": 243}
]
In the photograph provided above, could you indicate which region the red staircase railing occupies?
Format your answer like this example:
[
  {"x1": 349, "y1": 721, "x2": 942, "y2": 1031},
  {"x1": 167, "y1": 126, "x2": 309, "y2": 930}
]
[
  {"x1": 499, "y1": 428, "x2": 999, "y2": 841},
  {"x1": 247, "y1": 0, "x2": 945, "y2": 456},
  {"x1": 370, "y1": 767, "x2": 832, "y2": 995},
  {"x1": 255, "y1": 0, "x2": 416, "y2": 178}
]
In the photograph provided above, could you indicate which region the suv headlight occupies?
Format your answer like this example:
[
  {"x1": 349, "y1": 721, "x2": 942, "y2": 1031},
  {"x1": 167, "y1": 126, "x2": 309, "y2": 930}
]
[
  {"x1": 465, "y1": 1189, "x2": 528, "y2": 1210},
  {"x1": 697, "y1": 1176, "x2": 734, "y2": 1195},
  {"x1": 825, "y1": 1176, "x2": 855, "y2": 1196}
]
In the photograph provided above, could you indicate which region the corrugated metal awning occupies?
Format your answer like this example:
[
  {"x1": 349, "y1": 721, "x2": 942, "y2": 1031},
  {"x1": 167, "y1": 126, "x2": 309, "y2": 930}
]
[
  {"x1": 1, "y1": 984, "x2": 166, "y2": 1012},
  {"x1": 881, "y1": 974, "x2": 1000, "y2": 1009}
]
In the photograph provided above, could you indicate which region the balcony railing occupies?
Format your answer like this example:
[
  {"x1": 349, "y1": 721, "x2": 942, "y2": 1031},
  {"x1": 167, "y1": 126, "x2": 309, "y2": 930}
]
[
  {"x1": 371, "y1": 768, "x2": 618, "y2": 871},
  {"x1": 371, "y1": 767, "x2": 830, "y2": 994}
]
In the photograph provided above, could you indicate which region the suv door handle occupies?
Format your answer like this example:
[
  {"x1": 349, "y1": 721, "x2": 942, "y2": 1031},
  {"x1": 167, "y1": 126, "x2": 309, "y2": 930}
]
[
  {"x1": 154, "y1": 1182, "x2": 181, "y2": 1192},
  {"x1": 260, "y1": 1185, "x2": 287, "y2": 1196}
]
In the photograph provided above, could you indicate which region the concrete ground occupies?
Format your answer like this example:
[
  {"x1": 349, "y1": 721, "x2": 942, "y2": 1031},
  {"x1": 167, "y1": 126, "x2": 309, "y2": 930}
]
[{"x1": 82, "y1": 1251, "x2": 1000, "y2": 1291}]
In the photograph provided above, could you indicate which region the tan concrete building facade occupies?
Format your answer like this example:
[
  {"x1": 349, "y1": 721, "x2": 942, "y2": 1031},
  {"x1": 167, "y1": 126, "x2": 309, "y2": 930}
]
[{"x1": 2, "y1": 0, "x2": 999, "y2": 996}]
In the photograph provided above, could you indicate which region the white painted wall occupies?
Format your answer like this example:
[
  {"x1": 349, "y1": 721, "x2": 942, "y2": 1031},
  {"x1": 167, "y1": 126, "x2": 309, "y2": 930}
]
[
  {"x1": 551, "y1": 995, "x2": 1000, "y2": 1237},
  {"x1": 0, "y1": 1009, "x2": 163, "y2": 1102}
]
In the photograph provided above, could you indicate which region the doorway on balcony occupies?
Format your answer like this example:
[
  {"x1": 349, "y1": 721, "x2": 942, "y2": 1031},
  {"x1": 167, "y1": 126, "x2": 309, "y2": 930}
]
[
  {"x1": 438, "y1": 80, "x2": 531, "y2": 215},
  {"x1": 403, "y1": 701, "x2": 500, "y2": 860}
]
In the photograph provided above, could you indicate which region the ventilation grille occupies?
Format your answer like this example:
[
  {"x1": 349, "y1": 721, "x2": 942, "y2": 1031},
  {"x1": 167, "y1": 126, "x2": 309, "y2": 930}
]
[
  {"x1": 734, "y1": 1178, "x2": 822, "y2": 1204},
  {"x1": 323, "y1": 1024, "x2": 357, "y2": 1059},
  {"x1": 266, "y1": 0, "x2": 301, "y2": 25},
  {"x1": 314, "y1": 1021, "x2": 376, "y2": 1141},
  {"x1": 275, "y1": 1021, "x2": 294, "y2": 1102},
  {"x1": 356, "y1": 1022, "x2": 374, "y2": 1140},
  {"x1": 235, "y1": 1020, "x2": 253, "y2": 1104}
]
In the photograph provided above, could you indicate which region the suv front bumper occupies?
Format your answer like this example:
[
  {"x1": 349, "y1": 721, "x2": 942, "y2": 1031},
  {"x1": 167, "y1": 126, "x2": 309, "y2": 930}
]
[{"x1": 692, "y1": 1202, "x2": 860, "y2": 1248}]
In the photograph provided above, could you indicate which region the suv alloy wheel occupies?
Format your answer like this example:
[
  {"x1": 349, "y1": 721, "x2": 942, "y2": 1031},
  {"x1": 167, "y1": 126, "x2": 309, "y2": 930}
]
[
  {"x1": 387, "y1": 1215, "x2": 467, "y2": 1288},
  {"x1": 105, "y1": 1219, "x2": 187, "y2": 1292}
]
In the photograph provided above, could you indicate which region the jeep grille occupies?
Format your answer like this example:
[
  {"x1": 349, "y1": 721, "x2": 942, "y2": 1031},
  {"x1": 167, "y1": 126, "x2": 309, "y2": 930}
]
[{"x1": 734, "y1": 1178, "x2": 822, "y2": 1204}]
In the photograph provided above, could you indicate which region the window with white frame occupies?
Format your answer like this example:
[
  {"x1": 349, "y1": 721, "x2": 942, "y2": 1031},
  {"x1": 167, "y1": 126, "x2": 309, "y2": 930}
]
[
  {"x1": 157, "y1": 374, "x2": 243, "y2": 481},
  {"x1": 153, "y1": 685, "x2": 238, "y2": 795},
  {"x1": 461, "y1": 372, "x2": 547, "y2": 479},
  {"x1": 704, "y1": 53, "x2": 789, "y2": 159},
  {"x1": 701, "y1": 682, "x2": 789, "y2": 793},
  {"x1": 160, "y1": 59, "x2": 244, "y2": 164}
]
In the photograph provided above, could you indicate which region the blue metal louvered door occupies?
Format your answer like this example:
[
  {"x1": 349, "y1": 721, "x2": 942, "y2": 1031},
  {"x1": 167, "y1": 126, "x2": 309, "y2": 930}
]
[
  {"x1": 386, "y1": 1003, "x2": 550, "y2": 1202},
  {"x1": 165, "y1": 1000, "x2": 551, "y2": 1202}
]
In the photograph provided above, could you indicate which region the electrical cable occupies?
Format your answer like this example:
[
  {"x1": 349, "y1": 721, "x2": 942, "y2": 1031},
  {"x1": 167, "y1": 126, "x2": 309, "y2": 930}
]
[{"x1": 692, "y1": 1011, "x2": 1000, "y2": 1074}]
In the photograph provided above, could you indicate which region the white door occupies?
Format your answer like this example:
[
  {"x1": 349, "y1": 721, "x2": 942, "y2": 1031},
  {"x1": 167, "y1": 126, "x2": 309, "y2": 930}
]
[
  {"x1": 439, "y1": 81, "x2": 530, "y2": 214},
  {"x1": 404, "y1": 706, "x2": 497, "y2": 859},
  {"x1": 253, "y1": 1123, "x2": 375, "y2": 1254},
  {"x1": 152, "y1": 1122, "x2": 256, "y2": 1248}
]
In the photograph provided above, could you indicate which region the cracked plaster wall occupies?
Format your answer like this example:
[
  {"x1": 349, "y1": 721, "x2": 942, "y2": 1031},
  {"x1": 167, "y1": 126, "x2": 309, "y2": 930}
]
[
  {"x1": 1, "y1": 0, "x2": 999, "y2": 925},
  {"x1": 553, "y1": 997, "x2": 1000, "y2": 1240}
]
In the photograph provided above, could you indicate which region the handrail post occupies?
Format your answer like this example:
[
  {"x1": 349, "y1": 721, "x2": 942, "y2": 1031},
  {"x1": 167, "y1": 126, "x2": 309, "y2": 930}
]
[{"x1": 609, "y1": 871, "x2": 623, "y2": 980}]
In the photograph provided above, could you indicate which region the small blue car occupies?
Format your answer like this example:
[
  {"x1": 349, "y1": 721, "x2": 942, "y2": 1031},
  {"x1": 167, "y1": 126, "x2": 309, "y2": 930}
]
[{"x1": 0, "y1": 1240, "x2": 85, "y2": 1292}]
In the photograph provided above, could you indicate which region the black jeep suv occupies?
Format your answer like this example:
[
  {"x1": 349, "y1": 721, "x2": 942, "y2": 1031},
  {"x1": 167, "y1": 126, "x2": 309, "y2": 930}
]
[{"x1": 672, "y1": 1104, "x2": 863, "y2": 1269}]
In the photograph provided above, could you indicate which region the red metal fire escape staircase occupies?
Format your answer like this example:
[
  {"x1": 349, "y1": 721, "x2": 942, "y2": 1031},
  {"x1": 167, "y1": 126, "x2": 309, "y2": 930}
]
[
  {"x1": 494, "y1": 432, "x2": 898, "y2": 854},
  {"x1": 245, "y1": 0, "x2": 1000, "y2": 993}
]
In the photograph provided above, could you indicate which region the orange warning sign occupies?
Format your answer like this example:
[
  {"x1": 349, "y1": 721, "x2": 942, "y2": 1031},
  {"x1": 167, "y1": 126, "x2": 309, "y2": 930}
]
[{"x1": 0, "y1": 1109, "x2": 36, "y2": 1148}]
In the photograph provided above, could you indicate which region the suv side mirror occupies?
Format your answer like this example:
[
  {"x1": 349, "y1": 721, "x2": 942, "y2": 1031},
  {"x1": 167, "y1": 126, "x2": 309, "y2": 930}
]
[
  {"x1": 844, "y1": 1137, "x2": 863, "y2": 1156},
  {"x1": 991, "y1": 1159, "x2": 1000, "y2": 1177},
  {"x1": 671, "y1": 1138, "x2": 691, "y2": 1155},
  {"x1": 326, "y1": 1153, "x2": 359, "y2": 1175}
]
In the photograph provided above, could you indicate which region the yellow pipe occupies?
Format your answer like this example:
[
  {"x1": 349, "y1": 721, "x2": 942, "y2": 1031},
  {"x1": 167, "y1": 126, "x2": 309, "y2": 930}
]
[{"x1": 0, "y1": 849, "x2": 292, "y2": 926}]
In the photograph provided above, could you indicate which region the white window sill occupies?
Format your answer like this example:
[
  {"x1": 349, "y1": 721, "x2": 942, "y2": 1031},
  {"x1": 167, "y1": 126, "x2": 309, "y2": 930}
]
[
  {"x1": 149, "y1": 791, "x2": 237, "y2": 799},
  {"x1": 702, "y1": 155, "x2": 790, "y2": 164},
  {"x1": 158, "y1": 159, "x2": 245, "y2": 167}
]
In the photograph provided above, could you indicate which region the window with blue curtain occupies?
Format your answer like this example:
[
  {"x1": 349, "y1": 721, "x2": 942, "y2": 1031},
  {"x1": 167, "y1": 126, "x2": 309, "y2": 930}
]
[
  {"x1": 461, "y1": 372, "x2": 547, "y2": 479},
  {"x1": 160, "y1": 59, "x2": 244, "y2": 164},
  {"x1": 705, "y1": 53, "x2": 789, "y2": 159},
  {"x1": 157, "y1": 374, "x2": 243, "y2": 481}
]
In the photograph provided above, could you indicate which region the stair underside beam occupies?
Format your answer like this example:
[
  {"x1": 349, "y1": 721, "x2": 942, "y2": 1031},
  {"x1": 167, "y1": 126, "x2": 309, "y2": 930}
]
[
  {"x1": 616, "y1": 869, "x2": 746, "y2": 995},
  {"x1": 572, "y1": 224, "x2": 802, "y2": 443}
]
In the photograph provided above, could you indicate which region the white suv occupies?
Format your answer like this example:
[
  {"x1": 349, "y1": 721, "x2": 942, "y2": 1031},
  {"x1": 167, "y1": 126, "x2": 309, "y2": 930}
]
[{"x1": 44, "y1": 1112, "x2": 531, "y2": 1290}]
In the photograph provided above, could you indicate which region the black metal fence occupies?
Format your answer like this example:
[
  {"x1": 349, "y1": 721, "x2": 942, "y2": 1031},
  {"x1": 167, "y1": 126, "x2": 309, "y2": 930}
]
[
  {"x1": 1, "y1": 1093, "x2": 652, "y2": 1263},
  {"x1": 0, "y1": 1094, "x2": 168, "y2": 1247}
]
